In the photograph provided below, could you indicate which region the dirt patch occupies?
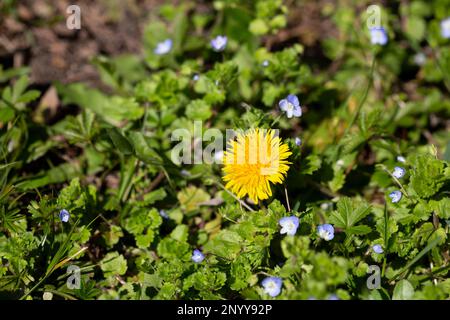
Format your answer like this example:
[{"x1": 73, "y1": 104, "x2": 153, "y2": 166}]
[
  {"x1": 0, "y1": 0, "x2": 160, "y2": 88},
  {"x1": 1, "y1": 0, "x2": 344, "y2": 88}
]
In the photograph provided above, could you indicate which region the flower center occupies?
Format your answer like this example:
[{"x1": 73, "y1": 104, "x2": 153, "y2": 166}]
[
  {"x1": 320, "y1": 230, "x2": 330, "y2": 238},
  {"x1": 444, "y1": 21, "x2": 450, "y2": 30},
  {"x1": 286, "y1": 102, "x2": 294, "y2": 111},
  {"x1": 286, "y1": 221, "x2": 295, "y2": 231}
]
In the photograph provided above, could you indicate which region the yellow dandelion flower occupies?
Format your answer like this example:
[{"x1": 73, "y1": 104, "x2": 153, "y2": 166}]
[{"x1": 222, "y1": 128, "x2": 292, "y2": 203}]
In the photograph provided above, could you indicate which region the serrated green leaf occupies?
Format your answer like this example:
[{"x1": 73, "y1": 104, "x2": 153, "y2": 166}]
[{"x1": 329, "y1": 197, "x2": 371, "y2": 230}]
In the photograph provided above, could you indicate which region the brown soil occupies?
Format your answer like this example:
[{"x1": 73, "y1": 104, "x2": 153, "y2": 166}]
[
  {"x1": 0, "y1": 0, "x2": 160, "y2": 88},
  {"x1": 0, "y1": 0, "x2": 339, "y2": 88}
]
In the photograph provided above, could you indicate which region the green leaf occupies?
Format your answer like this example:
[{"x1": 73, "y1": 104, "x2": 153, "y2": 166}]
[
  {"x1": 392, "y1": 280, "x2": 414, "y2": 300},
  {"x1": 57, "y1": 83, "x2": 144, "y2": 125},
  {"x1": 17, "y1": 90, "x2": 40, "y2": 104},
  {"x1": 203, "y1": 230, "x2": 243, "y2": 259},
  {"x1": 170, "y1": 225, "x2": 189, "y2": 242},
  {"x1": 102, "y1": 225, "x2": 123, "y2": 248},
  {"x1": 329, "y1": 197, "x2": 371, "y2": 230},
  {"x1": 107, "y1": 128, "x2": 134, "y2": 155},
  {"x1": 12, "y1": 75, "x2": 29, "y2": 101},
  {"x1": 409, "y1": 154, "x2": 448, "y2": 199},
  {"x1": 123, "y1": 208, "x2": 162, "y2": 236},
  {"x1": 300, "y1": 154, "x2": 322, "y2": 175},
  {"x1": 249, "y1": 19, "x2": 269, "y2": 35},
  {"x1": 328, "y1": 168, "x2": 345, "y2": 193},
  {"x1": 16, "y1": 163, "x2": 80, "y2": 190},
  {"x1": 141, "y1": 188, "x2": 167, "y2": 205},
  {"x1": 428, "y1": 198, "x2": 450, "y2": 219},
  {"x1": 100, "y1": 252, "x2": 128, "y2": 277},
  {"x1": 405, "y1": 16, "x2": 425, "y2": 42},
  {"x1": 390, "y1": 235, "x2": 443, "y2": 280},
  {"x1": 177, "y1": 186, "x2": 210, "y2": 213},
  {"x1": 122, "y1": 208, "x2": 162, "y2": 248},
  {"x1": 128, "y1": 131, "x2": 162, "y2": 165},
  {"x1": 185, "y1": 99, "x2": 212, "y2": 121},
  {"x1": 346, "y1": 225, "x2": 371, "y2": 235}
]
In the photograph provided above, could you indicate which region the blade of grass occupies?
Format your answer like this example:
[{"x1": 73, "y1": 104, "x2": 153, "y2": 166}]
[
  {"x1": 390, "y1": 235, "x2": 443, "y2": 281},
  {"x1": 381, "y1": 202, "x2": 388, "y2": 277},
  {"x1": 19, "y1": 219, "x2": 80, "y2": 300}
]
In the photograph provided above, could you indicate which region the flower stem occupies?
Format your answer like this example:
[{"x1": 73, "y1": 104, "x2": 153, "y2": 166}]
[
  {"x1": 214, "y1": 181, "x2": 255, "y2": 212},
  {"x1": 343, "y1": 55, "x2": 377, "y2": 137},
  {"x1": 284, "y1": 187, "x2": 291, "y2": 212}
]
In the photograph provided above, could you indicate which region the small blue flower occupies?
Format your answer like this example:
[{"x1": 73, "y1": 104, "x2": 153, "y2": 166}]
[
  {"x1": 389, "y1": 190, "x2": 402, "y2": 203},
  {"x1": 372, "y1": 244, "x2": 384, "y2": 254},
  {"x1": 317, "y1": 223, "x2": 334, "y2": 241},
  {"x1": 154, "y1": 39, "x2": 172, "y2": 55},
  {"x1": 328, "y1": 294, "x2": 339, "y2": 300},
  {"x1": 59, "y1": 209, "x2": 70, "y2": 223},
  {"x1": 279, "y1": 216, "x2": 300, "y2": 236},
  {"x1": 370, "y1": 27, "x2": 388, "y2": 45},
  {"x1": 397, "y1": 155, "x2": 406, "y2": 163},
  {"x1": 262, "y1": 60, "x2": 269, "y2": 67},
  {"x1": 192, "y1": 74, "x2": 200, "y2": 81},
  {"x1": 441, "y1": 17, "x2": 450, "y2": 39},
  {"x1": 211, "y1": 35, "x2": 227, "y2": 52},
  {"x1": 279, "y1": 94, "x2": 302, "y2": 118},
  {"x1": 191, "y1": 249, "x2": 205, "y2": 263},
  {"x1": 181, "y1": 169, "x2": 191, "y2": 177},
  {"x1": 295, "y1": 137, "x2": 302, "y2": 146},
  {"x1": 413, "y1": 53, "x2": 426, "y2": 66},
  {"x1": 392, "y1": 166, "x2": 406, "y2": 179},
  {"x1": 261, "y1": 277, "x2": 282, "y2": 297},
  {"x1": 159, "y1": 210, "x2": 169, "y2": 219}
]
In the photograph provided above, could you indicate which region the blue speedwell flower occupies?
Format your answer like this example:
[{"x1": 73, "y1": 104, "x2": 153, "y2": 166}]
[
  {"x1": 211, "y1": 35, "x2": 227, "y2": 52},
  {"x1": 192, "y1": 74, "x2": 200, "y2": 81},
  {"x1": 154, "y1": 39, "x2": 172, "y2": 55},
  {"x1": 159, "y1": 209, "x2": 169, "y2": 219},
  {"x1": 261, "y1": 277, "x2": 282, "y2": 297},
  {"x1": 328, "y1": 294, "x2": 339, "y2": 300},
  {"x1": 262, "y1": 60, "x2": 269, "y2": 67},
  {"x1": 279, "y1": 216, "x2": 300, "y2": 236},
  {"x1": 191, "y1": 249, "x2": 205, "y2": 263},
  {"x1": 279, "y1": 94, "x2": 302, "y2": 118},
  {"x1": 59, "y1": 209, "x2": 70, "y2": 223},
  {"x1": 392, "y1": 166, "x2": 405, "y2": 179},
  {"x1": 413, "y1": 53, "x2": 426, "y2": 66},
  {"x1": 180, "y1": 169, "x2": 191, "y2": 177},
  {"x1": 317, "y1": 223, "x2": 334, "y2": 241},
  {"x1": 295, "y1": 137, "x2": 302, "y2": 146},
  {"x1": 372, "y1": 244, "x2": 384, "y2": 254},
  {"x1": 441, "y1": 17, "x2": 450, "y2": 39},
  {"x1": 389, "y1": 190, "x2": 402, "y2": 203},
  {"x1": 397, "y1": 155, "x2": 406, "y2": 163},
  {"x1": 369, "y1": 27, "x2": 388, "y2": 45}
]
